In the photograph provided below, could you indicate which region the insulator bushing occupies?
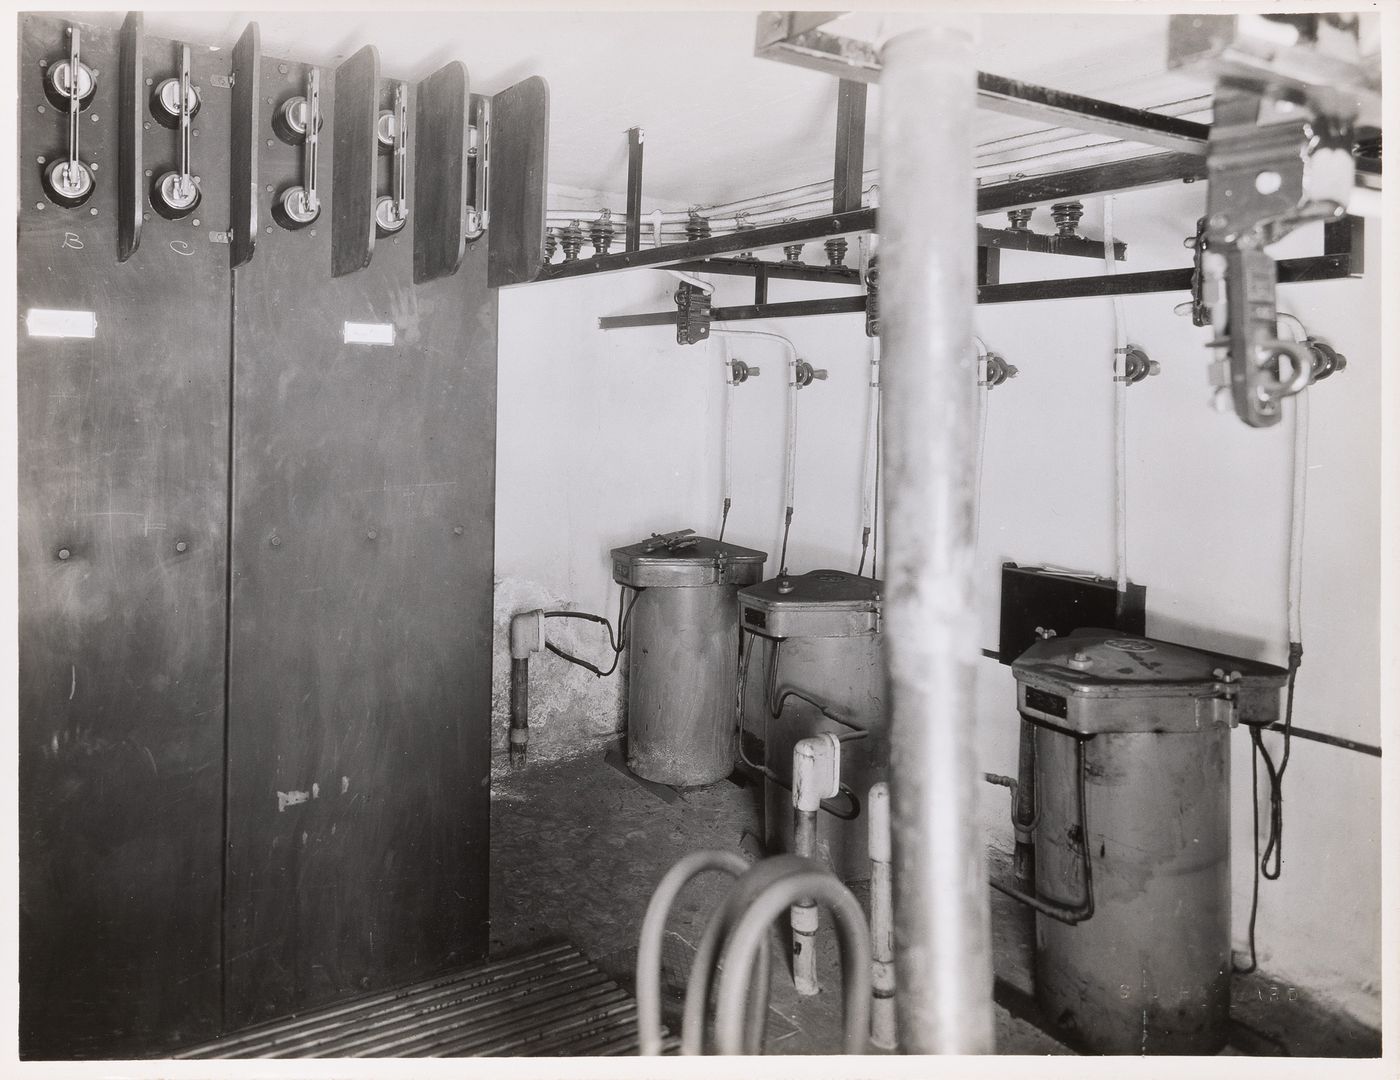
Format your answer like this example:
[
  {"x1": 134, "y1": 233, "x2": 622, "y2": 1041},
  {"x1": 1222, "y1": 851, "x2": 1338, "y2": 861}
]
[
  {"x1": 782, "y1": 217, "x2": 803, "y2": 262},
  {"x1": 864, "y1": 252, "x2": 880, "y2": 339},
  {"x1": 590, "y1": 210, "x2": 615, "y2": 256},
  {"x1": 544, "y1": 229, "x2": 558, "y2": 262},
  {"x1": 686, "y1": 211, "x2": 711, "y2": 242},
  {"x1": 1007, "y1": 208, "x2": 1033, "y2": 232},
  {"x1": 1051, "y1": 201, "x2": 1084, "y2": 238},
  {"x1": 824, "y1": 237, "x2": 848, "y2": 267},
  {"x1": 560, "y1": 220, "x2": 583, "y2": 262}
]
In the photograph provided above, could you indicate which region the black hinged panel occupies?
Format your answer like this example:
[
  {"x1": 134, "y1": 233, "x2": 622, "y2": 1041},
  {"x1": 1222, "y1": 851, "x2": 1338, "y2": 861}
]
[
  {"x1": 331, "y1": 44, "x2": 378, "y2": 277},
  {"x1": 17, "y1": 15, "x2": 230, "y2": 1058},
  {"x1": 224, "y1": 51, "x2": 495, "y2": 1029},
  {"x1": 486, "y1": 75, "x2": 549, "y2": 287},
  {"x1": 413, "y1": 60, "x2": 469, "y2": 283},
  {"x1": 997, "y1": 563, "x2": 1146, "y2": 665}
]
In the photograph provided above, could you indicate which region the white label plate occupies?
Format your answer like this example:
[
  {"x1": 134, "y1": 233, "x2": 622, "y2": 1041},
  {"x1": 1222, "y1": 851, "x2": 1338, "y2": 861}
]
[
  {"x1": 25, "y1": 308, "x2": 98, "y2": 339},
  {"x1": 343, "y1": 321, "x2": 396, "y2": 346}
]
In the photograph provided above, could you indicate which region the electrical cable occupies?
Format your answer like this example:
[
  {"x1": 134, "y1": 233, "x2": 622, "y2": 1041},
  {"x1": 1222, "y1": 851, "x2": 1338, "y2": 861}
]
[
  {"x1": 541, "y1": 584, "x2": 639, "y2": 678},
  {"x1": 858, "y1": 336, "x2": 881, "y2": 576},
  {"x1": 735, "y1": 630, "x2": 862, "y2": 821},
  {"x1": 709, "y1": 329, "x2": 800, "y2": 571},
  {"x1": 871, "y1": 396, "x2": 881, "y2": 580},
  {"x1": 1234, "y1": 325, "x2": 1310, "y2": 974},
  {"x1": 719, "y1": 336, "x2": 735, "y2": 542},
  {"x1": 1103, "y1": 195, "x2": 1129, "y2": 599},
  {"x1": 972, "y1": 336, "x2": 992, "y2": 553}
]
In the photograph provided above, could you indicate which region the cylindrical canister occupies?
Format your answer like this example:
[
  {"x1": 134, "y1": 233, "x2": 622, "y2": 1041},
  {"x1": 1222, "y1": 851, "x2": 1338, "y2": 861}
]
[
  {"x1": 737, "y1": 569, "x2": 886, "y2": 881},
  {"x1": 1011, "y1": 629, "x2": 1287, "y2": 1055},
  {"x1": 611, "y1": 533, "x2": 766, "y2": 787},
  {"x1": 1033, "y1": 723, "x2": 1231, "y2": 1054}
]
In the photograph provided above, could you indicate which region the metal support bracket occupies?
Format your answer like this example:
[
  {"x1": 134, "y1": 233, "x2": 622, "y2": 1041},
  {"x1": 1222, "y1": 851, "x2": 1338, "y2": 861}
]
[{"x1": 674, "y1": 281, "x2": 711, "y2": 345}]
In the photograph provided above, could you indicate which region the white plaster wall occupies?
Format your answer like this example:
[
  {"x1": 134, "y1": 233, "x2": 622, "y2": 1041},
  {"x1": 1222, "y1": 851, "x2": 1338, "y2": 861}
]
[{"x1": 493, "y1": 181, "x2": 1382, "y2": 1025}]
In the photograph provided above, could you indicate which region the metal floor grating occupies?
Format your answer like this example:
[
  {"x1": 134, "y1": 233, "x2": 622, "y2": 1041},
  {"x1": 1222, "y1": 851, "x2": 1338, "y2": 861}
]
[{"x1": 176, "y1": 942, "x2": 677, "y2": 1058}]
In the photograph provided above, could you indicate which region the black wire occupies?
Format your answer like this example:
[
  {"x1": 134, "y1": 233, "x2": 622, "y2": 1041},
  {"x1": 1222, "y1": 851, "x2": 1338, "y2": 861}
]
[
  {"x1": 1233, "y1": 642, "x2": 1302, "y2": 975},
  {"x1": 1256, "y1": 644, "x2": 1302, "y2": 881},
  {"x1": 541, "y1": 585, "x2": 639, "y2": 679},
  {"x1": 735, "y1": 630, "x2": 862, "y2": 822},
  {"x1": 1234, "y1": 728, "x2": 1263, "y2": 975},
  {"x1": 857, "y1": 526, "x2": 870, "y2": 577},
  {"x1": 778, "y1": 507, "x2": 793, "y2": 576},
  {"x1": 719, "y1": 497, "x2": 731, "y2": 543}
]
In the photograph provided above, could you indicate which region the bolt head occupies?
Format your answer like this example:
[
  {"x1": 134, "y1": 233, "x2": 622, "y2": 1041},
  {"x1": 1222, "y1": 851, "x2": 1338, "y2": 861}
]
[
  {"x1": 176, "y1": 541, "x2": 189, "y2": 553},
  {"x1": 57, "y1": 547, "x2": 71, "y2": 561}
]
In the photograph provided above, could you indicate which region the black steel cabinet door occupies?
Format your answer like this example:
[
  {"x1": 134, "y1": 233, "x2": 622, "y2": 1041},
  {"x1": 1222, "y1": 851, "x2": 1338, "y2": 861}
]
[
  {"x1": 17, "y1": 16, "x2": 230, "y2": 1058},
  {"x1": 223, "y1": 56, "x2": 497, "y2": 1027}
]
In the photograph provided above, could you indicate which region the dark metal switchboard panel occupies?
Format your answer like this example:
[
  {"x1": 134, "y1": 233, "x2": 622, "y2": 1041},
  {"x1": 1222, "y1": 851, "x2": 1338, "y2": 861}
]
[
  {"x1": 223, "y1": 53, "x2": 497, "y2": 1028},
  {"x1": 17, "y1": 15, "x2": 230, "y2": 1058}
]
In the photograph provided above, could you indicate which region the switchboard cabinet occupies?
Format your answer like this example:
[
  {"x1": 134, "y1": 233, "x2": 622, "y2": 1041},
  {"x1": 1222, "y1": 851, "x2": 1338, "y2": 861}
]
[
  {"x1": 17, "y1": 13, "x2": 498, "y2": 1058},
  {"x1": 222, "y1": 50, "x2": 497, "y2": 1027},
  {"x1": 17, "y1": 15, "x2": 230, "y2": 1057}
]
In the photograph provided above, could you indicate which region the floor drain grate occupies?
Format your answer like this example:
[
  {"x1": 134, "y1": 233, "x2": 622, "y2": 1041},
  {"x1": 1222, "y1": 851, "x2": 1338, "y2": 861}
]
[{"x1": 176, "y1": 942, "x2": 676, "y2": 1058}]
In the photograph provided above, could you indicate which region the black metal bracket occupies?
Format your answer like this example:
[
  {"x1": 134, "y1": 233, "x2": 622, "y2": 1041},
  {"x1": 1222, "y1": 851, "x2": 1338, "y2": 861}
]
[
  {"x1": 674, "y1": 282, "x2": 711, "y2": 345},
  {"x1": 598, "y1": 215, "x2": 1362, "y2": 330}
]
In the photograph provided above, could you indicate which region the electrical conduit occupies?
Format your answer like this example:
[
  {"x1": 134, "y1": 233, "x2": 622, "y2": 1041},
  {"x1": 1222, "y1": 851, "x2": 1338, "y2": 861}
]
[
  {"x1": 1104, "y1": 195, "x2": 1129, "y2": 596},
  {"x1": 709, "y1": 329, "x2": 800, "y2": 572}
]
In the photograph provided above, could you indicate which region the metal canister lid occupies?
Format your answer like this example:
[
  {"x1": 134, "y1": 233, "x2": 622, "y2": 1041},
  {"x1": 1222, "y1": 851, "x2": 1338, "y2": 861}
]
[
  {"x1": 610, "y1": 530, "x2": 766, "y2": 588},
  {"x1": 1012, "y1": 628, "x2": 1288, "y2": 734},
  {"x1": 739, "y1": 569, "x2": 882, "y2": 639}
]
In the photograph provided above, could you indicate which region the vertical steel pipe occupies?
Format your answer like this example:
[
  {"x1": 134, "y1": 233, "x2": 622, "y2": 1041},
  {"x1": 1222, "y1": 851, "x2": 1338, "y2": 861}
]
[
  {"x1": 868, "y1": 782, "x2": 897, "y2": 1049},
  {"x1": 878, "y1": 20, "x2": 994, "y2": 1054}
]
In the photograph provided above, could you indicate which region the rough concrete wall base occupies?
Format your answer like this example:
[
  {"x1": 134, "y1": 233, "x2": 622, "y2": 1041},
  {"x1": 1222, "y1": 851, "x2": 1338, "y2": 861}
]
[{"x1": 491, "y1": 577, "x2": 627, "y2": 781}]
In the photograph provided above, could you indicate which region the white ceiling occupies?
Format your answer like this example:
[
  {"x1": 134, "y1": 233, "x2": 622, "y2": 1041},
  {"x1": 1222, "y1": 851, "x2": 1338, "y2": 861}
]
[{"x1": 81, "y1": 9, "x2": 1212, "y2": 207}]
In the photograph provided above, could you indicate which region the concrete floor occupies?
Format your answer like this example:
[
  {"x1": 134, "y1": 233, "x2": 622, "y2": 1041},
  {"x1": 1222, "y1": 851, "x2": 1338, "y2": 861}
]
[{"x1": 489, "y1": 736, "x2": 1380, "y2": 1058}]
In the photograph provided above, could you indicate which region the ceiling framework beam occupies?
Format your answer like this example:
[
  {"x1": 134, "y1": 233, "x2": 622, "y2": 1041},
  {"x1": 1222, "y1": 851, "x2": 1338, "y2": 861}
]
[
  {"x1": 832, "y1": 79, "x2": 867, "y2": 214},
  {"x1": 597, "y1": 216, "x2": 1361, "y2": 328},
  {"x1": 625, "y1": 127, "x2": 644, "y2": 252},
  {"x1": 532, "y1": 153, "x2": 1189, "y2": 284},
  {"x1": 755, "y1": 11, "x2": 1210, "y2": 155}
]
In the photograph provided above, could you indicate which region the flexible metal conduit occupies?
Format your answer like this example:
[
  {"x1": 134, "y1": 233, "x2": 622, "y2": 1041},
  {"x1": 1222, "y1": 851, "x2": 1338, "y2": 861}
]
[
  {"x1": 712, "y1": 864, "x2": 872, "y2": 1055},
  {"x1": 635, "y1": 849, "x2": 749, "y2": 1056},
  {"x1": 680, "y1": 856, "x2": 795, "y2": 1055},
  {"x1": 879, "y1": 21, "x2": 994, "y2": 1053}
]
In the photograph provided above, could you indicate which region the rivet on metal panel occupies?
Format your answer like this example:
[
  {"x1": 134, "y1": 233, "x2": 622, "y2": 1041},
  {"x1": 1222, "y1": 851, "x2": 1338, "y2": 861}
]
[
  {"x1": 176, "y1": 540, "x2": 189, "y2": 553},
  {"x1": 453, "y1": 526, "x2": 464, "y2": 535},
  {"x1": 367, "y1": 530, "x2": 378, "y2": 540},
  {"x1": 35, "y1": 203, "x2": 46, "y2": 211},
  {"x1": 57, "y1": 547, "x2": 71, "y2": 561},
  {"x1": 270, "y1": 535, "x2": 282, "y2": 547}
]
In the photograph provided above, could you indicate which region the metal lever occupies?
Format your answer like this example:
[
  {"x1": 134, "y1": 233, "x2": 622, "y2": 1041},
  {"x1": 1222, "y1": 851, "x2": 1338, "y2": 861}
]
[
  {"x1": 795, "y1": 359, "x2": 828, "y2": 388},
  {"x1": 150, "y1": 44, "x2": 201, "y2": 219},
  {"x1": 376, "y1": 82, "x2": 409, "y2": 236},
  {"x1": 730, "y1": 359, "x2": 760, "y2": 384},
  {"x1": 641, "y1": 528, "x2": 699, "y2": 554},
  {"x1": 465, "y1": 95, "x2": 491, "y2": 239},
  {"x1": 979, "y1": 351, "x2": 1020, "y2": 388},
  {"x1": 272, "y1": 68, "x2": 322, "y2": 229},
  {"x1": 41, "y1": 26, "x2": 97, "y2": 208}
]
